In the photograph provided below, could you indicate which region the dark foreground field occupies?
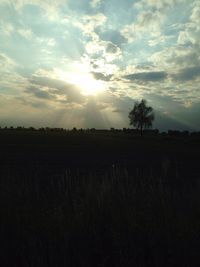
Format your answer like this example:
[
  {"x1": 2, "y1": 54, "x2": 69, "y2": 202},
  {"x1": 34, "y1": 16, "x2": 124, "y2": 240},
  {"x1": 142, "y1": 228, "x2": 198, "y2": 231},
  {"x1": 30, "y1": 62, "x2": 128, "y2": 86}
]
[{"x1": 1, "y1": 129, "x2": 200, "y2": 266}]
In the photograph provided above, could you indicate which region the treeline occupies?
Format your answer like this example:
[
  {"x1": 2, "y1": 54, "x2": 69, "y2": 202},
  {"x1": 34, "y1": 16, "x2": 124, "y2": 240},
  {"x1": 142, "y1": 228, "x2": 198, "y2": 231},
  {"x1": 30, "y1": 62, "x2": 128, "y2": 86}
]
[{"x1": 0, "y1": 126, "x2": 200, "y2": 137}]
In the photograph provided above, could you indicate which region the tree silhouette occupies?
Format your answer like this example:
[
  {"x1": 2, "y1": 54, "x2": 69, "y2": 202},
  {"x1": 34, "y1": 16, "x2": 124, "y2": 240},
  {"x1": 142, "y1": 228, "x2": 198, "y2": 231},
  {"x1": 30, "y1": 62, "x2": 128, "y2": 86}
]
[{"x1": 128, "y1": 99, "x2": 154, "y2": 136}]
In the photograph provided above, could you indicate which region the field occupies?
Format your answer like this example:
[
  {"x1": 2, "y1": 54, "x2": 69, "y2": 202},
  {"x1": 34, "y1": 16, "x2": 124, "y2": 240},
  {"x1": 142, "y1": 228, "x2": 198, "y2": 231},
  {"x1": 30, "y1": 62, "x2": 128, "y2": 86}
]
[{"x1": 1, "y1": 129, "x2": 200, "y2": 266}]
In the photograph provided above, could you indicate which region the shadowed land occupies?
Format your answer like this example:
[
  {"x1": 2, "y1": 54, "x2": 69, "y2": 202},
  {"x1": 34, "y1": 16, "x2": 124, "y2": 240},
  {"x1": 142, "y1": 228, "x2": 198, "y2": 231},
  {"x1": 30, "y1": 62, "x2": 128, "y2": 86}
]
[{"x1": 1, "y1": 128, "x2": 200, "y2": 266}]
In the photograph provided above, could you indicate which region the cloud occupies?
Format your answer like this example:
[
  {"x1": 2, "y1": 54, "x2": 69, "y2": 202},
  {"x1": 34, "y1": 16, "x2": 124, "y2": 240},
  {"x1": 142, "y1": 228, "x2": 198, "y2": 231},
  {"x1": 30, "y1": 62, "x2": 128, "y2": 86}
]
[
  {"x1": 123, "y1": 71, "x2": 168, "y2": 82},
  {"x1": 0, "y1": 53, "x2": 28, "y2": 93},
  {"x1": 16, "y1": 95, "x2": 50, "y2": 109},
  {"x1": 147, "y1": 0, "x2": 200, "y2": 84},
  {"x1": 29, "y1": 74, "x2": 85, "y2": 104},
  {"x1": 1, "y1": 0, "x2": 66, "y2": 21},
  {"x1": 134, "y1": 0, "x2": 178, "y2": 11},
  {"x1": 120, "y1": 12, "x2": 163, "y2": 44},
  {"x1": 17, "y1": 28, "x2": 33, "y2": 40},
  {"x1": 91, "y1": 71, "x2": 112, "y2": 81},
  {"x1": 90, "y1": 0, "x2": 103, "y2": 9},
  {"x1": 121, "y1": 0, "x2": 180, "y2": 44},
  {"x1": 148, "y1": 34, "x2": 175, "y2": 47},
  {"x1": 85, "y1": 39, "x2": 121, "y2": 61},
  {"x1": 82, "y1": 21, "x2": 122, "y2": 75},
  {"x1": 0, "y1": 93, "x2": 85, "y2": 129},
  {"x1": 120, "y1": 23, "x2": 138, "y2": 44},
  {"x1": 106, "y1": 42, "x2": 118, "y2": 54},
  {"x1": 36, "y1": 37, "x2": 56, "y2": 46},
  {"x1": 0, "y1": 53, "x2": 18, "y2": 69},
  {"x1": 173, "y1": 66, "x2": 200, "y2": 81},
  {"x1": 190, "y1": 0, "x2": 200, "y2": 23},
  {"x1": 89, "y1": 56, "x2": 120, "y2": 76},
  {"x1": 25, "y1": 86, "x2": 54, "y2": 100},
  {"x1": 150, "y1": 46, "x2": 200, "y2": 69},
  {"x1": 137, "y1": 10, "x2": 164, "y2": 29},
  {"x1": 73, "y1": 13, "x2": 114, "y2": 64},
  {"x1": 75, "y1": 13, "x2": 107, "y2": 38},
  {"x1": 176, "y1": 1, "x2": 200, "y2": 49},
  {"x1": 98, "y1": 29, "x2": 127, "y2": 46},
  {"x1": 120, "y1": 0, "x2": 176, "y2": 43},
  {"x1": 0, "y1": 21, "x2": 14, "y2": 36}
]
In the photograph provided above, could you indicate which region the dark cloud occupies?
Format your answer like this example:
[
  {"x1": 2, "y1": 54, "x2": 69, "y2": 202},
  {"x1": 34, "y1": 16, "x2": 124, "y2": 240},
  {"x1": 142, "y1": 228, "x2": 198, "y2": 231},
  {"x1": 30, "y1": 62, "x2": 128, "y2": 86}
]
[
  {"x1": 173, "y1": 66, "x2": 200, "y2": 81},
  {"x1": 25, "y1": 86, "x2": 54, "y2": 100},
  {"x1": 143, "y1": 93, "x2": 182, "y2": 112},
  {"x1": 124, "y1": 71, "x2": 168, "y2": 82},
  {"x1": 106, "y1": 42, "x2": 119, "y2": 53},
  {"x1": 112, "y1": 108, "x2": 124, "y2": 113},
  {"x1": 15, "y1": 96, "x2": 50, "y2": 109},
  {"x1": 91, "y1": 71, "x2": 112, "y2": 81},
  {"x1": 34, "y1": 90, "x2": 52, "y2": 99},
  {"x1": 135, "y1": 63, "x2": 155, "y2": 70},
  {"x1": 29, "y1": 76, "x2": 85, "y2": 103},
  {"x1": 98, "y1": 93, "x2": 135, "y2": 117},
  {"x1": 98, "y1": 29, "x2": 127, "y2": 46},
  {"x1": 171, "y1": 51, "x2": 200, "y2": 68}
]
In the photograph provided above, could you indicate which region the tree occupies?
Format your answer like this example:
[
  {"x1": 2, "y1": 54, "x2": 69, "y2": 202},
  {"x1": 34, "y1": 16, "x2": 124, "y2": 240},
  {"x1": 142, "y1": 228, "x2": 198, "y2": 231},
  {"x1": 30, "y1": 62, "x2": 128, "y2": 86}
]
[{"x1": 128, "y1": 99, "x2": 154, "y2": 136}]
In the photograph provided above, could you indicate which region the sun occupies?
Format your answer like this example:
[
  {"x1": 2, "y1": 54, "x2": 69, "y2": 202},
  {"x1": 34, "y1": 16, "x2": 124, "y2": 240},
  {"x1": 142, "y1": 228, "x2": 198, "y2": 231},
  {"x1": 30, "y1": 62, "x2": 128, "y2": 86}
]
[
  {"x1": 68, "y1": 72, "x2": 106, "y2": 96},
  {"x1": 58, "y1": 69, "x2": 106, "y2": 96}
]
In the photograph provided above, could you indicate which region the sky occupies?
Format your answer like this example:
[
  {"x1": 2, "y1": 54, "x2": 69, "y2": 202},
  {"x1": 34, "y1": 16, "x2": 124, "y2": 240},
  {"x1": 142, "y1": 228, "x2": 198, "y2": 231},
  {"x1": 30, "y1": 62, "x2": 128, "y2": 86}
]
[{"x1": 0, "y1": 0, "x2": 200, "y2": 131}]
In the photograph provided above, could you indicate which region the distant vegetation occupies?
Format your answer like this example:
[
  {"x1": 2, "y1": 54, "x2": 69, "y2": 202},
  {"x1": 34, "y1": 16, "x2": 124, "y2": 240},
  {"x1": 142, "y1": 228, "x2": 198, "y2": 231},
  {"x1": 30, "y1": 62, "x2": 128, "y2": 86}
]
[{"x1": 0, "y1": 126, "x2": 200, "y2": 137}]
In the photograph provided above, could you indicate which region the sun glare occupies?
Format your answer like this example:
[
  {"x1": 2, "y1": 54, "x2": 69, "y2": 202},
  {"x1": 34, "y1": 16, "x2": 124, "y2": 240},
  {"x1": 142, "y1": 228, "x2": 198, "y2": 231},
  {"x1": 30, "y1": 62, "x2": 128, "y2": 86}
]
[
  {"x1": 58, "y1": 68, "x2": 106, "y2": 96},
  {"x1": 69, "y1": 72, "x2": 105, "y2": 95}
]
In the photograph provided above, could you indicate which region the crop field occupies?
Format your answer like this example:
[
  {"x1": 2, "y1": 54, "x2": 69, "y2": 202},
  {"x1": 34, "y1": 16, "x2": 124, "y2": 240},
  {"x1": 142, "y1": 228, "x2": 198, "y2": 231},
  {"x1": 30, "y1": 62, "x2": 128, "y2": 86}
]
[{"x1": 0, "y1": 129, "x2": 200, "y2": 266}]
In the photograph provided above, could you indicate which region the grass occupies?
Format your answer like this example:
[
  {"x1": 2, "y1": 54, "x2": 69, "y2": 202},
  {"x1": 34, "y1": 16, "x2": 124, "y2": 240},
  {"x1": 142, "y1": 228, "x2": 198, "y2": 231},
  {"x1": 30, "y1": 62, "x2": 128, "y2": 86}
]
[{"x1": 0, "y1": 130, "x2": 200, "y2": 266}]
